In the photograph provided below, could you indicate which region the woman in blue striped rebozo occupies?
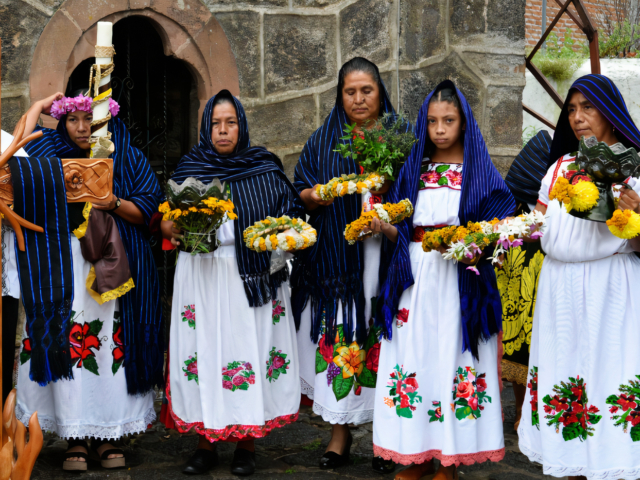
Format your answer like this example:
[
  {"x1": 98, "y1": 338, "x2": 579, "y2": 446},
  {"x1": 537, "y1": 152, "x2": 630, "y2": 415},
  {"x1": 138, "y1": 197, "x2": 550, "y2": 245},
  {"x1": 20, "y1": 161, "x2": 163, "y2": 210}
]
[
  {"x1": 518, "y1": 75, "x2": 640, "y2": 480},
  {"x1": 372, "y1": 81, "x2": 514, "y2": 480},
  {"x1": 15, "y1": 90, "x2": 163, "y2": 470},
  {"x1": 162, "y1": 90, "x2": 304, "y2": 476},
  {"x1": 292, "y1": 57, "x2": 409, "y2": 472}
]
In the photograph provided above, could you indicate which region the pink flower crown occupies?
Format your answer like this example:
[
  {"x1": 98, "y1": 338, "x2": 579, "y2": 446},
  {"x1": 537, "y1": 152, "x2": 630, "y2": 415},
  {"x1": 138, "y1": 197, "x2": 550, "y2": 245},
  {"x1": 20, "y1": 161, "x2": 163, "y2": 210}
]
[{"x1": 50, "y1": 94, "x2": 120, "y2": 121}]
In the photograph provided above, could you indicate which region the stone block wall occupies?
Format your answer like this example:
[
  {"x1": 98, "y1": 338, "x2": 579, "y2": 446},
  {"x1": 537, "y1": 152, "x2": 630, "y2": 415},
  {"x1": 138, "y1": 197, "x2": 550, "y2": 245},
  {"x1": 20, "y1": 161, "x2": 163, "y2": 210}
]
[
  {"x1": 1, "y1": 0, "x2": 526, "y2": 176},
  {"x1": 212, "y1": 0, "x2": 526, "y2": 176}
]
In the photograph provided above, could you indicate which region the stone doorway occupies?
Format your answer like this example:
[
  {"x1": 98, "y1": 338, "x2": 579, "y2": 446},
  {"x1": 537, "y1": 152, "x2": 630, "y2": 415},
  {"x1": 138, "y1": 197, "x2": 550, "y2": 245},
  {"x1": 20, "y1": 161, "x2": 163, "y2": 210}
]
[{"x1": 66, "y1": 16, "x2": 197, "y2": 178}]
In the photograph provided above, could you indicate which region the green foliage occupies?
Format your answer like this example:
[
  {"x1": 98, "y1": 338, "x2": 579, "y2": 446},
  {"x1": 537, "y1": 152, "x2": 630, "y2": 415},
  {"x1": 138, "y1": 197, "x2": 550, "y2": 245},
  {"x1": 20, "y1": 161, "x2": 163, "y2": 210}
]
[
  {"x1": 301, "y1": 439, "x2": 322, "y2": 451},
  {"x1": 530, "y1": 29, "x2": 586, "y2": 81},
  {"x1": 522, "y1": 125, "x2": 541, "y2": 148},
  {"x1": 598, "y1": 20, "x2": 640, "y2": 58},
  {"x1": 334, "y1": 113, "x2": 417, "y2": 180}
]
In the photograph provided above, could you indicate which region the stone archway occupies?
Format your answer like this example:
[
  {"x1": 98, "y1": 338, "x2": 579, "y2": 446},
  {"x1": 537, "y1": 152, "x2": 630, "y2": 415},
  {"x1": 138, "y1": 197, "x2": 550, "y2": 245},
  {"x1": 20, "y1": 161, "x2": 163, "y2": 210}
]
[{"x1": 29, "y1": 0, "x2": 239, "y2": 129}]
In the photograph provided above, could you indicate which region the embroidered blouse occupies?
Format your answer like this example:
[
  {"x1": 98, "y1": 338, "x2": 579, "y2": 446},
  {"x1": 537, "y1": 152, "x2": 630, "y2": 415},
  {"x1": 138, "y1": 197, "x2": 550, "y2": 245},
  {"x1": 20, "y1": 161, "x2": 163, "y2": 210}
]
[{"x1": 419, "y1": 161, "x2": 463, "y2": 190}]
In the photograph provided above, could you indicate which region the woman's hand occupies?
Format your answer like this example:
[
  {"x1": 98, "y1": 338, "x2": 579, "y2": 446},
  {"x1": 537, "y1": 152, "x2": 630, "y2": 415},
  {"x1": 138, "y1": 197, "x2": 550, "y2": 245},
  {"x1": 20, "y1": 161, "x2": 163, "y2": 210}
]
[
  {"x1": 618, "y1": 185, "x2": 640, "y2": 213},
  {"x1": 300, "y1": 186, "x2": 334, "y2": 211},
  {"x1": 92, "y1": 194, "x2": 118, "y2": 211},
  {"x1": 39, "y1": 92, "x2": 64, "y2": 116},
  {"x1": 367, "y1": 217, "x2": 398, "y2": 242},
  {"x1": 93, "y1": 194, "x2": 145, "y2": 224},
  {"x1": 161, "y1": 220, "x2": 183, "y2": 247}
]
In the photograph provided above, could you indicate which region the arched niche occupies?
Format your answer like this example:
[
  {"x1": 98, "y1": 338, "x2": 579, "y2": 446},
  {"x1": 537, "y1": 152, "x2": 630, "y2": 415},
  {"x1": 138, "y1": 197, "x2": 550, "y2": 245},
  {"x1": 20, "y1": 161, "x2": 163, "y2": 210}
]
[{"x1": 28, "y1": 0, "x2": 239, "y2": 129}]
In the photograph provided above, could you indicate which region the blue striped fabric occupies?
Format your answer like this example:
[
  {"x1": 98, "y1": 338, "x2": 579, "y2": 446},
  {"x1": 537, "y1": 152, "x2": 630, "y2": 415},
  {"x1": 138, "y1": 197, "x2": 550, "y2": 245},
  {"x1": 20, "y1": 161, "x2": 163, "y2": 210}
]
[
  {"x1": 549, "y1": 74, "x2": 640, "y2": 166},
  {"x1": 9, "y1": 156, "x2": 74, "y2": 385},
  {"x1": 290, "y1": 72, "x2": 408, "y2": 347},
  {"x1": 381, "y1": 80, "x2": 515, "y2": 359},
  {"x1": 25, "y1": 118, "x2": 165, "y2": 395},
  {"x1": 171, "y1": 91, "x2": 304, "y2": 307},
  {"x1": 505, "y1": 130, "x2": 552, "y2": 206}
]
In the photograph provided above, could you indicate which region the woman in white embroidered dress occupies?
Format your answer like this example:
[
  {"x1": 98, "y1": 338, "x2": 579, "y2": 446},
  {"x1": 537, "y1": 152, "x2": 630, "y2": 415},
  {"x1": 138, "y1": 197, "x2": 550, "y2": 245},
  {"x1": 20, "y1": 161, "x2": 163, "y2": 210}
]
[
  {"x1": 518, "y1": 75, "x2": 640, "y2": 480},
  {"x1": 373, "y1": 82, "x2": 512, "y2": 480}
]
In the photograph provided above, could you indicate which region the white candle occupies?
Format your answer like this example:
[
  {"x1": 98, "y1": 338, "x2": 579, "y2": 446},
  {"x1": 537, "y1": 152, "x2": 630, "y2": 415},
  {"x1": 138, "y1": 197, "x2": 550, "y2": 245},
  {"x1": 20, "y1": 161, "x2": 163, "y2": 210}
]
[{"x1": 93, "y1": 21, "x2": 112, "y2": 139}]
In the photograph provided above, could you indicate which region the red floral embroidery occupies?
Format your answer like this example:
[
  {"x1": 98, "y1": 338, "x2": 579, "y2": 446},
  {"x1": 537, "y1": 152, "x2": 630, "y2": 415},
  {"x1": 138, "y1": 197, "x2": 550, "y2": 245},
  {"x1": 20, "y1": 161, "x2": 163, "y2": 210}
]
[
  {"x1": 165, "y1": 372, "x2": 298, "y2": 442},
  {"x1": 396, "y1": 308, "x2": 409, "y2": 328},
  {"x1": 606, "y1": 375, "x2": 640, "y2": 441},
  {"x1": 366, "y1": 342, "x2": 380, "y2": 374},
  {"x1": 112, "y1": 314, "x2": 124, "y2": 375},
  {"x1": 69, "y1": 320, "x2": 103, "y2": 375}
]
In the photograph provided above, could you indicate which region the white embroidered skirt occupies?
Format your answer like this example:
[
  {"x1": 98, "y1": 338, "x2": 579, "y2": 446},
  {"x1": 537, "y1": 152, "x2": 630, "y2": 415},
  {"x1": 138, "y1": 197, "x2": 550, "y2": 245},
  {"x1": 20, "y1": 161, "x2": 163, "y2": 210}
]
[
  {"x1": 16, "y1": 237, "x2": 155, "y2": 440},
  {"x1": 166, "y1": 247, "x2": 300, "y2": 441},
  {"x1": 373, "y1": 243, "x2": 505, "y2": 466},
  {"x1": 518, "y1": 253, "x2": 640, "y2": 480},
  {"x1": 297, "y1": 236, "x2": 382, "y2": 425}
]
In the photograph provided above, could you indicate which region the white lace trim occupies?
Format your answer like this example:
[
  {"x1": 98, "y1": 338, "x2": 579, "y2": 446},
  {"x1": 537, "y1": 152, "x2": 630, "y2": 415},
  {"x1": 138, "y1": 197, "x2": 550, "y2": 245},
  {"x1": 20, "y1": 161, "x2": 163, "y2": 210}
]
[
  {"x1": 519, "y1": 441, "x2": 640, "y2": 480},
  {"x1": 300, "y1": 377, "x2": 314, "y2": 398},
  {"x1": 15, "y1": 404, "x2": 157, "y2": 440}
]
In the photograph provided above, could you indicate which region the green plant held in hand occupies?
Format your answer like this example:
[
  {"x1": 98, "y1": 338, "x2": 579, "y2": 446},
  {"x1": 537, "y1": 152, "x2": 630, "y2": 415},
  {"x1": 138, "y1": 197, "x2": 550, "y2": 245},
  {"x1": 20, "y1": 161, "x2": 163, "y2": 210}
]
[{"x1": 333, "y1": 112, "x2": 417, "y2": 181}]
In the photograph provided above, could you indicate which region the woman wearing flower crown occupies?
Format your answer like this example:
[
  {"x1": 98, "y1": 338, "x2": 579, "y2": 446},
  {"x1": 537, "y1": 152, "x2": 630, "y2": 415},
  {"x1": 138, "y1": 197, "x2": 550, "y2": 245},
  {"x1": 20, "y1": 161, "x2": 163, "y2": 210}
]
[
  {"x1": 161, "y1": 90, "x2": 304, "y2": 476},
  {"x1": 517, "y1": 75, "x2": 640, "y2": 480},
  {"x1": 372, "y1": 81, "x2": 514, "y2": 480},
  {"x1": 14, "y1": 90, "x2": 163, "y2": 471},
  {"x1": 292, "y1": 57, "x2": 411, "y2": 474}
]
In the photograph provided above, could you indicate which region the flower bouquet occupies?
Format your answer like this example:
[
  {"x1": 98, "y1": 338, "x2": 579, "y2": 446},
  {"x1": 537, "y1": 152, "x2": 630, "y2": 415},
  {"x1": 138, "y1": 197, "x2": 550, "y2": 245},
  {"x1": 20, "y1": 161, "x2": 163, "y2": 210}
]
[
  {"x1": 549, "y1": 136, "x2": 640, "y2": 239},
  {"x1": 421, "y1": 211, "x2": 546, "y2": 274},
  {"x1": 243, "y1": 215, "x2": 317, "y2": 253},
  {"x1": 160, "y1": 177, "x2": 236, "y2": 255},
  {"x1": 343, "y1": 199, "x2": 414, "y2": 245},
  {"x1": 316, "y1": 113, "x2": 417, "y2": 201}
]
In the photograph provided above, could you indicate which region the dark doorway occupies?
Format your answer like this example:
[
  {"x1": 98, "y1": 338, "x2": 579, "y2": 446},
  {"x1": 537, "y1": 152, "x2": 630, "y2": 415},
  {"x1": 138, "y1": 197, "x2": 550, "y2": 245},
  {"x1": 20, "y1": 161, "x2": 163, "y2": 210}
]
[{"x1": 66, "y1": 16, "x2": 198, "y2": 320}]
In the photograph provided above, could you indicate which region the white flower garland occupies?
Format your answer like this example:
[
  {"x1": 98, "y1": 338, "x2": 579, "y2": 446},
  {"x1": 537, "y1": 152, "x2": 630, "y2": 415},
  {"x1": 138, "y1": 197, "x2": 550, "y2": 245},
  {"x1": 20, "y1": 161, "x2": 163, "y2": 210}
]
[{"x1": 316, "y1": 172, "x2": 384, "y2": 201}]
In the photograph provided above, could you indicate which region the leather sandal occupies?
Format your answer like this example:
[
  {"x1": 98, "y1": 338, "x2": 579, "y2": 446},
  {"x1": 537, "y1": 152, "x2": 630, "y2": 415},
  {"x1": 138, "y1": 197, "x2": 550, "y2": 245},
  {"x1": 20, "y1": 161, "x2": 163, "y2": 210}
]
[
  {"x1": 90, "y1": 439, "x2": 126, "y2": 469},
  {"x1": 63, "y1": 439, "x2": 89, "y2": 471}
]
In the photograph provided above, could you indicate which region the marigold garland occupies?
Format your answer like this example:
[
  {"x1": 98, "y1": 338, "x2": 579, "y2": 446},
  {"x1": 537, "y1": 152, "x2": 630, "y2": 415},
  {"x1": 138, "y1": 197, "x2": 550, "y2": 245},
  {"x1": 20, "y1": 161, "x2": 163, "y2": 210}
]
[
  {"x1": 549, "y1": 177, "x2": 599, "y2": 213},
  {"x1": 243, "y1": 216, "x2": 317, "y2": 253},
  {"x1": 315, "y1": 172, "x2": 384, "y2": 201},
  {"x1": 343, "y1": 199, "x2": 414, "y2": 245},
  {"x1": 606, "y1": 209, "x2": 640, "y2": 239}
]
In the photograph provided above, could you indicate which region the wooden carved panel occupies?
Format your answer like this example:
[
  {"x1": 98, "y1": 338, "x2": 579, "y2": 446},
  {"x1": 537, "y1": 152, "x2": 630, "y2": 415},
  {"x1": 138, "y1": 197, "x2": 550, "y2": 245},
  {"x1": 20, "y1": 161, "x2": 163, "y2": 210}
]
[{"x1": 0, "y1": 158, "x2": 113, "y2": 205}]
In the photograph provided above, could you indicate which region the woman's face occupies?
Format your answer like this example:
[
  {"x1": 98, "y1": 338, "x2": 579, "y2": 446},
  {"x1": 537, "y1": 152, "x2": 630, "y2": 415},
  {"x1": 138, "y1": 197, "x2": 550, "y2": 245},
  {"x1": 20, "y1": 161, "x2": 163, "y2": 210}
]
[
  {"x1": 567, "y1": 91, "x2": 614, "y2": 143},
  {"x1": 66, "y1": 110, "x2": 93, "y2": 150},
  {"x1": 341, "y1": 71, "x2": 381, "y2": 126},
  {"x1": 427, "y1": 100, "x2": 464, "y2": 150},
  {"x1": 211, "y1": 101, "x2": 239, "y2": 155}
]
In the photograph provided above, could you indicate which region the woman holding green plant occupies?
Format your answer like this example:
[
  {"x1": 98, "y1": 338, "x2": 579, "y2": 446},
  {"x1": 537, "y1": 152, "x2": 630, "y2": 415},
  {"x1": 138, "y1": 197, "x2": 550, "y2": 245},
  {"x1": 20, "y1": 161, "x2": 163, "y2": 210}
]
[
  {"x1": 161, "y1": 90, "x2": 304, "y2": 477},
  {"x1": 292, "y1": 57, "x2": 414, "y2": 474}
]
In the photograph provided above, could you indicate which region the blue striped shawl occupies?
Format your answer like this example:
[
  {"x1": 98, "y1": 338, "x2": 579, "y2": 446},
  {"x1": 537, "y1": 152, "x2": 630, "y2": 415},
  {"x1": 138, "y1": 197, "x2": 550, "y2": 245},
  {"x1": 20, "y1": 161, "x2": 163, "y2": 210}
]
[
  {"x1": 171, "y1": 91, "x2": 304, "y2": 307},
  {"x1": 25, "y1": 118, "x2": 165, "y2": 395},
  {"x1": 380, "y1": 80, "x2": 515, "y2": 359},
  {"x1": 549, "y1": 74, "x2": 640, "y2": 166},
  {"x1": 505, "y1": 130, "x2": 552, "y2": 206},
  {"x1": 290, "y1": 80, "x2": 408, "y2": 347}
]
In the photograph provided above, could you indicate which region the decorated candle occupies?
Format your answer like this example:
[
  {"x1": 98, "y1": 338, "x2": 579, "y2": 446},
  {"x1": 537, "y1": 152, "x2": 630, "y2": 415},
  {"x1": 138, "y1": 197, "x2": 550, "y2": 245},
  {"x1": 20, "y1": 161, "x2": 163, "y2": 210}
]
[{"x1": 93, "y1": 21, "x2": 113, "y2": 139}]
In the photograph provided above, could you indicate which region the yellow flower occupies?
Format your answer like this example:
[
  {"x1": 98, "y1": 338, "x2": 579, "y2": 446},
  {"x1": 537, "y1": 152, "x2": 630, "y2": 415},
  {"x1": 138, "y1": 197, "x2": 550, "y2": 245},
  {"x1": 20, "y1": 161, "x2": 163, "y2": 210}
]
[
  {"x1": 285, "y1": 236, "x2": 297, "y2": 250},
  {"x1": 606, "y1": 209, "x2": 640, "y2": 239},
  {"x1": 333, "y1": 342, "x2": 366, "y2": 378},
  {"x1": 570, "y1": 180, "x2": 599, "y2": 212},
  {"x1": 269, "y1": 234, "x2": 278, "y2": 246},
  {"x1": 258, "y1": 237, "x2": 266, "y2": 252},
  {"x1": 188, "y1": 206, "x2": 198, "y2": 213},
  {"x1": 159, "y1": 202, "x2": 171, "y2": 214},
  {"x1": 227, "y1": 212, "x2": 237, "y2": 220}
]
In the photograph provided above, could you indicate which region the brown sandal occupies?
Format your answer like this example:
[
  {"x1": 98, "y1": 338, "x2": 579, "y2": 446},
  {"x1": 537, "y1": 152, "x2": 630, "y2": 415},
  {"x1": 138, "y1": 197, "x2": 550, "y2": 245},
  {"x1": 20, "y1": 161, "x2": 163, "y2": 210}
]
[
  {"x1": 63, "y1": 439, "x2": 89, "y2": 471},
  {"x1": 90, "y1": 439, "x2": 126, "y2": 469}
]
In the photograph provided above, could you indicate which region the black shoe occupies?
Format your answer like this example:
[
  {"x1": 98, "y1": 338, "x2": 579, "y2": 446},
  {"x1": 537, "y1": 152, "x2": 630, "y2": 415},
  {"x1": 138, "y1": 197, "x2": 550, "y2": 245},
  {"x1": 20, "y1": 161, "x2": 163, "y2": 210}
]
[
  {"x1": 230, "y1": 448, "x2": 256, "y2": 476},
  {"x1": 319, "y1": 434, "x2": 352, "y2": 470},
  {"x1": 182, "y1": 448, "x2": 218, "y2": 475},
  {"x1": 372, "y1": 456, "x2": 396, "y2": 474}
]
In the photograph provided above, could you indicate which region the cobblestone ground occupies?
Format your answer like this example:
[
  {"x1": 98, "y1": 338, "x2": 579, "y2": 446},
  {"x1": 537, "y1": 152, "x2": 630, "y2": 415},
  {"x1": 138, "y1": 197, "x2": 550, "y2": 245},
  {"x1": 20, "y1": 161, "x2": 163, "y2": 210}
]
[{"x1": 29, "y1": 383, "x2": 563, "y2": 480}]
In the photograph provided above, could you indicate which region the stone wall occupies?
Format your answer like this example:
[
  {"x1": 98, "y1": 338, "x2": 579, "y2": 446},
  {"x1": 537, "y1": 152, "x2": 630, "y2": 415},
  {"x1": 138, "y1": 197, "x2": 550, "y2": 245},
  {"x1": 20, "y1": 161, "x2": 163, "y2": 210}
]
[{"x1": 1, "y1": 0, "x2": 526, "y2": 176}]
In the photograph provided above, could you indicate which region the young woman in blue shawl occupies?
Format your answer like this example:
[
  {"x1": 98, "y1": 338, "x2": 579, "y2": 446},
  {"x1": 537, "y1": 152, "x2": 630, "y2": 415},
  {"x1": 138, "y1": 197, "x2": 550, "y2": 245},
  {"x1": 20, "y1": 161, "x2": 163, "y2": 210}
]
[
  {"x1": 372, "y1": 82, "x2": 514, "y2": 480},
  {"x1": 15, "y1": 90, "x2": 164, "y2": 471},
  {"x1": 518, "y1": 75, "x2": 640, "y2": 480},
  {"x1": 161, "y1": 90, "x2": 304, "y2": 477},
  {"x1": 292, "y1": 57, "x2": 406, "y2": 471}
]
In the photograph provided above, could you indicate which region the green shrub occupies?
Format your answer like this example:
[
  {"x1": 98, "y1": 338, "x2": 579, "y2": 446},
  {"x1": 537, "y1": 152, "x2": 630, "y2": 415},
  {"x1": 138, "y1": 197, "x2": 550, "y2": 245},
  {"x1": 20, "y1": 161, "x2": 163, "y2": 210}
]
[
  {"x1": 530, "y1": 29, "x2": 587, "y2": 81},
  {"x1": 522, "y1": 125, "x2": 541, "y2": 148},
  {"x1": 596, "y1": 20, "x2": 640, "y2": 58}
]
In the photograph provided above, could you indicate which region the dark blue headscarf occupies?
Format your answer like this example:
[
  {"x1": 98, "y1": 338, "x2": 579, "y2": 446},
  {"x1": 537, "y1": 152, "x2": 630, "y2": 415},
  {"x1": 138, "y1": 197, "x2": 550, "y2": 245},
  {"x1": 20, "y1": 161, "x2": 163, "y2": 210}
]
[
  {"x1": 378, "y1": 80, "x2": 515, "y2": 359},
  {"x1": 549, "y1": 74, "x2": 640, "y2": 165},
  {"x1": 25, "y1": 116, "x2": 165, "y2": 395},
  {"x1": 505, "y1": 130, "x2": 553, "y2": 207},
  {"x1": 291, "y1": 60, "x2": 409, "y2": 347},
  {"x1": 171, "y1": 90, "x2": 303, "y2": 306}
]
